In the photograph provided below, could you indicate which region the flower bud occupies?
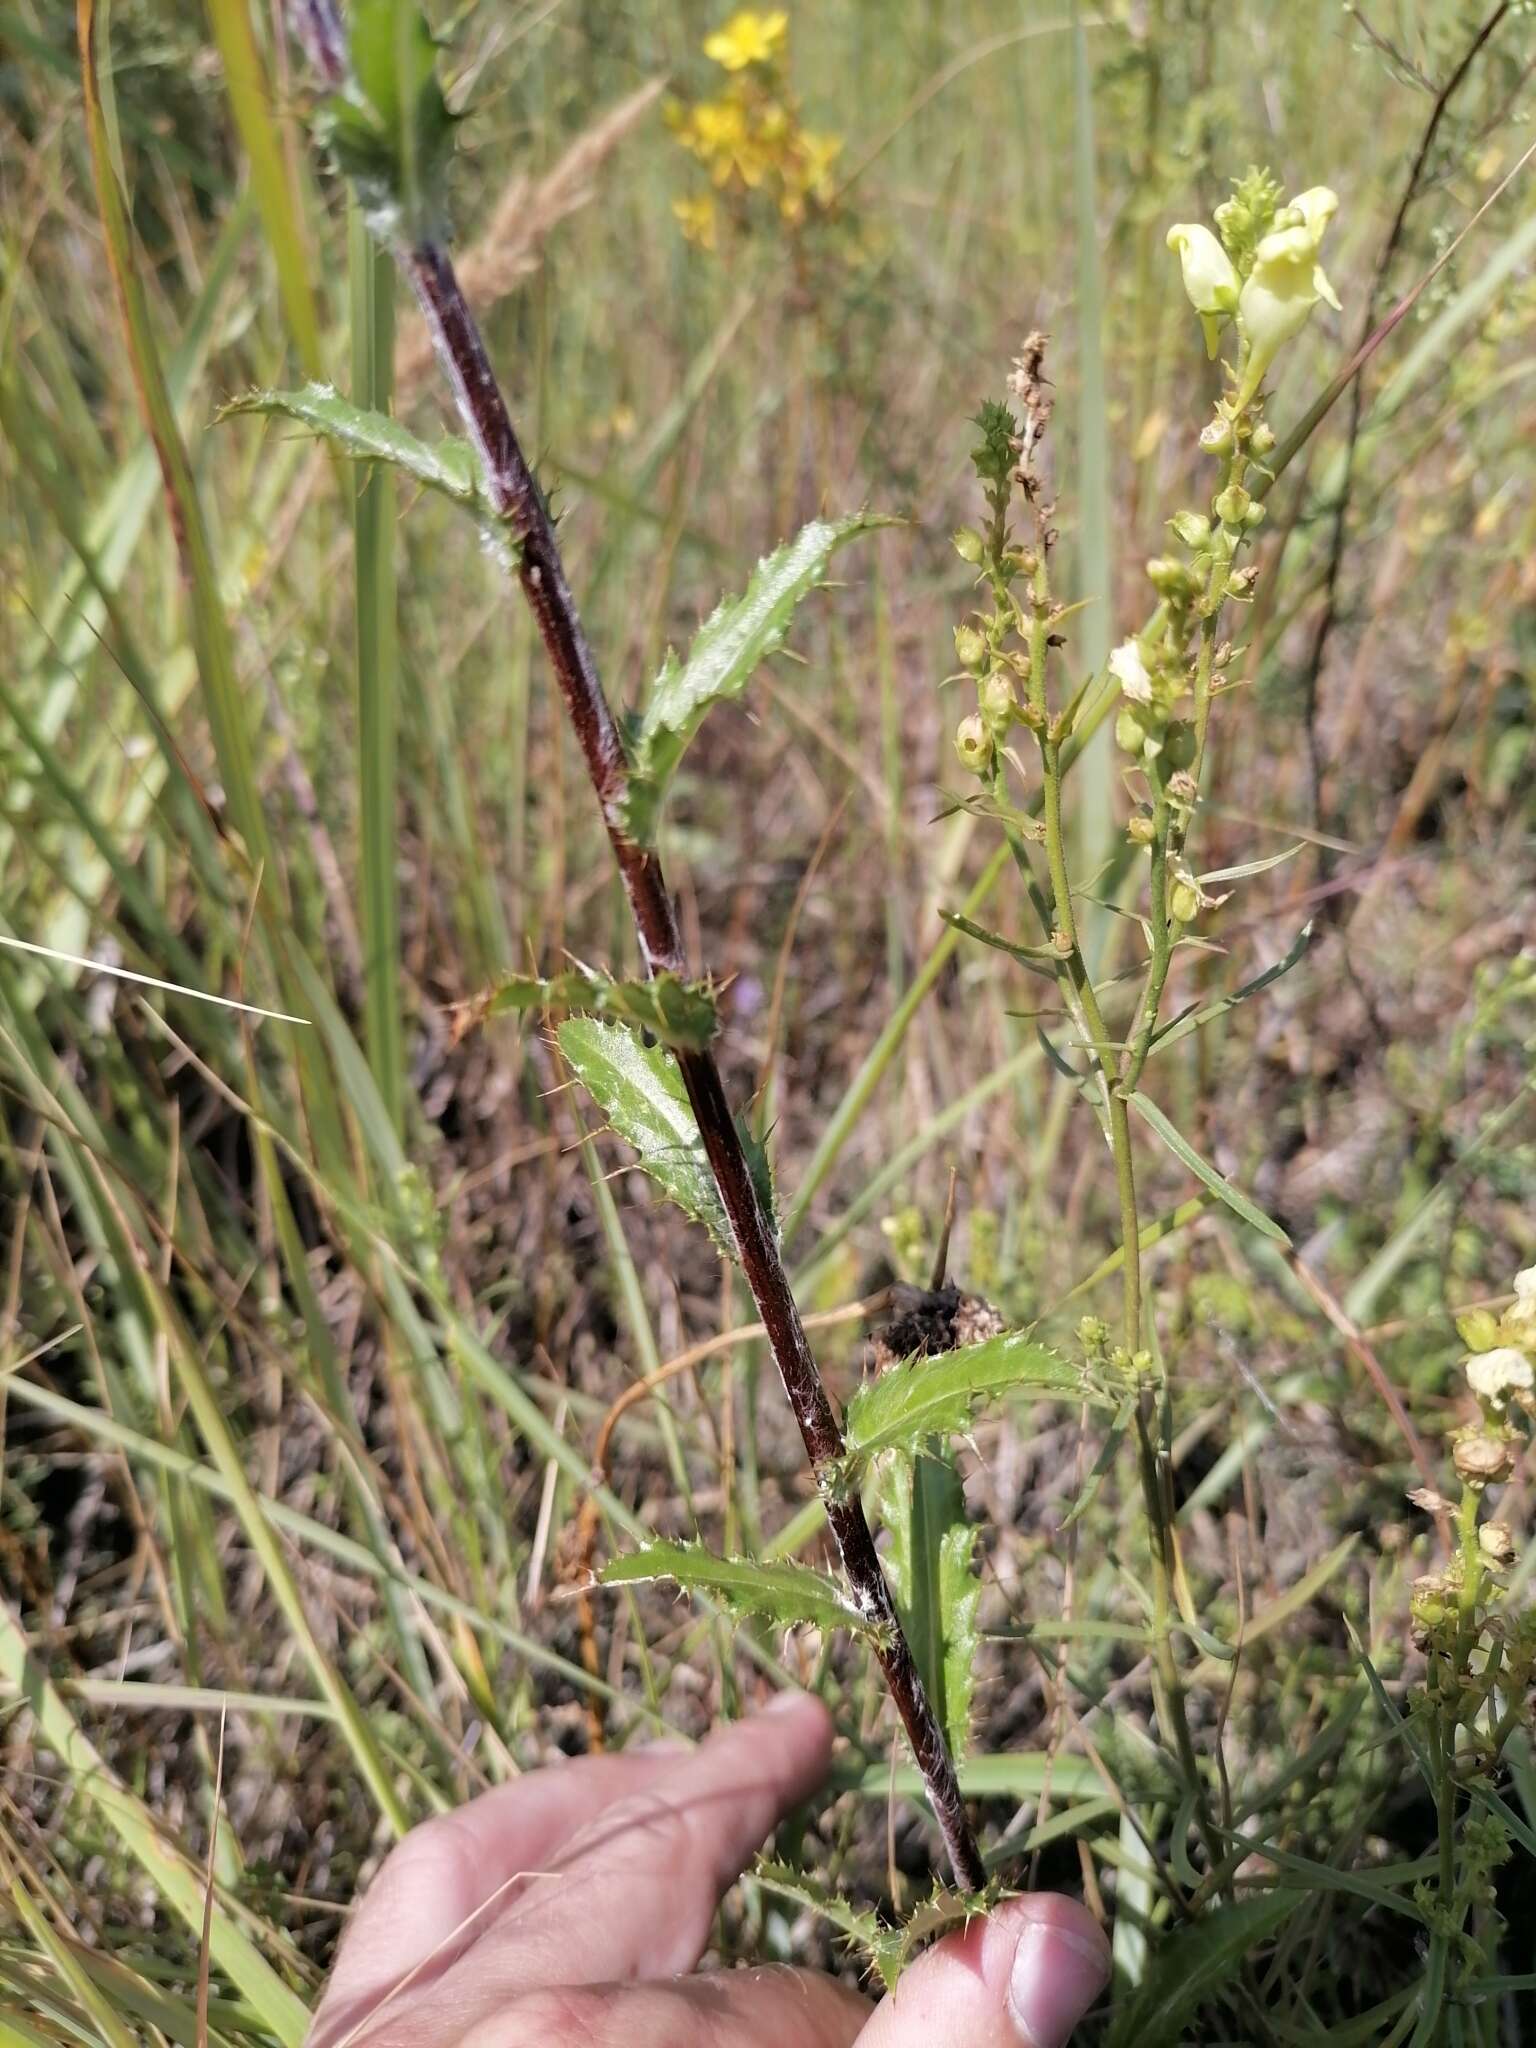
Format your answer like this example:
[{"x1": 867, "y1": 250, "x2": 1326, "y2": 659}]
[
  {"x1": 1115, "y1": 704, "x2": 1151, "y2": 755},
  {"x1": 978, "y1": 668, "x2": 1014, "y2": 733},
  {"x1": 1215, "y1": 484, "x2": 1252, "y2": 527},
  {"x1": 1457, "y1": 1308, "x2": 1503, "y2": 1353},
  {"x1": 1454, "y1": 1433, "x2": 1516, "y2": 1485},
  {"x1": 1166, "y1": 223, "x2": 1240, "y2": 359},
  {"x1": 1127, "y1": 811, "x2": 1157, "y2": 846},
  {"x1": 1169, "y1": 877, "x2": 1202, "y2": 924},
  {"x1": 1162, "y1": 721, "x2": 1197, "y2": 772},
  {"x1": 1249, "y1": 421, "x2": 1277, "y2": 457},
  {"x1": 1200, "y1": 415, "x2": 1235, "y2": 458},
  {"x1": 954, "y1": 713, "x2": 992, "y2": 775},
  {"x1": 1170, "y1": 509, "x2": 1213, "y2": 550},
  {"x1": 952, "y1": 527, "x2": 985, "y2": 566},
  {"x1": 1146, "y1": 555, "x2": 1196, "y2": 600},
  {"x1": 1479, "y1": 1521, "x2": 1516, "y2": 1566},
  {"x1": 954, "y1": 622, "x2": 988, "y2": 670},
  {"x1": 1242, "y1": 500, "x2": 1267, "y2": 530}
]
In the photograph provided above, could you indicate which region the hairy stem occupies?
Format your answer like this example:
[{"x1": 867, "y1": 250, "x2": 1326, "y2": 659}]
[{"x1": 286, "y1": 2, "x2": 985, "y2": 1893}]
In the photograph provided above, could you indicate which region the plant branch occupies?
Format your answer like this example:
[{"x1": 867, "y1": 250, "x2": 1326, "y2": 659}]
[{"x1": 286, "y1": 0, "x2": 986, "y2": 1895}]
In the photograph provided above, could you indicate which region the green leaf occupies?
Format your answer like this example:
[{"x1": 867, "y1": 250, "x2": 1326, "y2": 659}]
[
  {"x1": 600, "y1": 1541, "x2": 866, "y2": 1635},
  {"x1": 876, "y1": 1450, "x2": 979, "y2": 1759},
  {"x1": 753, "y1": 1861, "x2": 901, "y2": 1989},
  {"x1": 620, "y1": 515, "x2": 886, "y2": 843},
  {"x1": 1109, "y1": 1892, "x2": 1300, "y2": 2046},
  {"x1": 318, "y1": 0, "x2": 455, "y2": 238},
  {"x1": 1124, "y1": 1090, "x2": 1290, "y2": 1245},
  {"x1": 1150, "y1": 919, "x2": 1315, "y2": 1056},
  {"x1": 476, "y1": 968, "x2": 717, "y2": 1050},
  {"x1": 845, "y1": 1331, "x2": 1100, "y2": 1469},
  {"x1": 940, "y1": 910, "x2": 1060, "y2": 983},
  {"x1": 218, "y1": 384, "x2": 506, "y2": 546},
  {"x1": 557, "y1": 1018, "x2": 772, "y2": 1255}
]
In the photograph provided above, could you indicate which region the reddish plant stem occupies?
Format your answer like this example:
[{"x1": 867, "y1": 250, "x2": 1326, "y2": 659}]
[{"x1": 288, "y1": 7, "x2": 983, "y2": 1890}]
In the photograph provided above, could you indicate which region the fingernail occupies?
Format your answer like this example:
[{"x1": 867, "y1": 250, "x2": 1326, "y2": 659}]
[{"x1": 1007, "y1": 1914, "x2": 1110, "y2": 2047}]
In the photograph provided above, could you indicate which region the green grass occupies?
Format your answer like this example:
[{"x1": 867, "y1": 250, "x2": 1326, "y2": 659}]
[{"x1": 2, "y1": 0, "x2": 1535, "y2": 2039}]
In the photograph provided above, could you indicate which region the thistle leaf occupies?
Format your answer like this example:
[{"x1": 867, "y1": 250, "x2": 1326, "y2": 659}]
[
  {"x1": 845, "y1": 1332, "x2": 1100, "y2": 1469},
  {"x1": 557, "y1": 1018, "x2": 772, "y2": 1256},
  {"x1": 1124, "y1": 1090, "x2": 1290, "y2": 1245},
  {"x1": 218, "y1": 385, "x2": 507, "y2": 545},
  {"x1": 465, "y1": 968, "x2": 717, "y2": 1050},
  {"x1": 316, "y1": 0, "x2": 455, "y2": 238},
  {"x1": 876, "y1": 1450, "x2": 979, "y2": 1758},
  {"x1": 600, "y1": 1541, "x2": 867, "y2": 1635},
  {"x1": 620, "y1": 515, "x2": 888, "y2": 843},
  {"x1": 753, "y1": 1861, "x2": 903, "y2": 1989}
]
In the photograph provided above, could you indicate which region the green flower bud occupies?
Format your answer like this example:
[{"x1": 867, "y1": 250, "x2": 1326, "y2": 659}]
[
  {"x1": 1248, "y1": 421, "x2": 1277, "y2": 457},
  {"x1": 1146, "y1": 555, "x2": 1197, "y2": 600},
  {"x1": 1169, "y1": 876, "x2": 1202, "y2": 923},
  {"x1": 1115, "y1": 704, "x2": 1150, "y2": 755},
  {"x1": 1162, "y1": 721, "x2": 1197, "y2": 772},
  {"x1": 1457, "y1": 1308, "x2": 1502, "y2": 1353},
  {"x1": 1200, "y1": 415, "x2": 1235, "y2": 458},
  {"x1": 1214, "y1": 484, "x2": 1251, "y2": 527},
  {"x1": 1242, "y1": 500, "x2": 1267, "y2": 530},
  {"x1": 1170, "y1": 510, "x2": 1213, "y2": 550},
  {"x1": 1127, "y1": 811, "x2": 1157, "y2": 846},
  {"x1": 978, "y1": 668, "x2": 1015, "y2": 732},
  {"x1": 952, "y1": 527, "x2": 985, "y2": 566},
  {"x1": 954, "y1": 713, "x2": 992, "y2": 775},
  {"x1": 954, "y1": 623, "x2": 988, "y2": 670}
]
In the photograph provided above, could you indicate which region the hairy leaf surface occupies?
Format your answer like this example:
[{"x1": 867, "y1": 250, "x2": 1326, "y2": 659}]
[
  {"x1": 469, "y1": 969, "x2": 717, "y2": 1049},
  {"x1": 846, "y1": 1331, "x2": 1099, "y2": 1467}
]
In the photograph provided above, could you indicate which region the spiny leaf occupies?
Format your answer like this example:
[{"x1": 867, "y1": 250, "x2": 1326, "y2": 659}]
[
  {"x1": 599, "y1": 1541, "x2": 867, "y2": 1635},
  {"x1": 620, "y1": 515, "x2": 887, "y2": 844},
  {"x1": 557, "y1": 1018, "x2": 773, "y2": 1257},
  {"x1": 459, "y1": 968, "x2": 717, "y2": 1050},
  {"x1": 1124, "y1": 1090, "x2": 1290, "y2": 1245},
  {"x1": 753, "y1": 1861, "x2": 901, "y2": 1988},
  {"x1": 218, "y1": 384, "x2": 508, "y2": 548},
  {"x1": 1149, "y1": 919, "x2": 1315, "y2": 1056},
  {"x1": 845, "y1": 1331, "x2": 1102, "y2": 1469},
  {"x1": 876, "y1": 1450, "x2": 979, "y2": 1759}
]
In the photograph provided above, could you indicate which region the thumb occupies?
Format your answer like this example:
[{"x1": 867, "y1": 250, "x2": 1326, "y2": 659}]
[{"x1": 858, "y1": 1894, "x2": 1110, "y2": 2048}]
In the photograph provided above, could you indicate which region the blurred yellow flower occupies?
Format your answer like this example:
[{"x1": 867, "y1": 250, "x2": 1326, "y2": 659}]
[
  {"x1": 703, "y1": 10, "x2": 788, "y2": 71},
  {"x1": 673, "y1": 193, "x2": 719, "y2": 248}
]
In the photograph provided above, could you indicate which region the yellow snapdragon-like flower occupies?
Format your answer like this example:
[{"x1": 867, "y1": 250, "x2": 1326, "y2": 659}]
[
  {"x1": 672, "y1": 193, "x2": 719, "y2": 249},
  {"x1": 1166, "y1": 222, "x2": 1239, "y2": 359},
  {"x1": 1236, "y1": 186, "x2": 1340, "y2": 404},
  {"x1": 703, "y1": 9, "x2": 788, "y2": 71}
]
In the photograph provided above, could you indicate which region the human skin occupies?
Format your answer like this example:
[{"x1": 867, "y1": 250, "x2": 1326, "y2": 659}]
[{"x1": 308, "y1": 1693, "x2": 1110, "y2": 2048}]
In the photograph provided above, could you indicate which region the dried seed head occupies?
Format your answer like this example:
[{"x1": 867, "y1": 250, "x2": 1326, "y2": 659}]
[
  {"x1": 1454, "y1": 1433, "x2": 1516, "y2": 1486},
  {"x1": 1479, "y1": 1521, "x2": 1516, "y2": 1567}
]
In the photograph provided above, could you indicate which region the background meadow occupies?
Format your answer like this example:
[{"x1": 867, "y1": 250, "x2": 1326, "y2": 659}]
[{"x1": 2, "y1": 1, "x2": 1536, "y2": 2039}]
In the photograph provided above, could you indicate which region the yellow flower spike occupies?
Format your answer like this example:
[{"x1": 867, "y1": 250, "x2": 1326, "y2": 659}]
[
  {"x1": 1166, "y1": 223, "x2": 1239, "y2": 358},
  {"x1": 1236, "y1": 184, "x2": 1340, "y2": 405},
  {"x1": 703, "y1": 9, "x2": 789, "y2": 71}
]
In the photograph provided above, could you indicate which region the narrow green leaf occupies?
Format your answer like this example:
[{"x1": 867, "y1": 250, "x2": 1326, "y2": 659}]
[
  {"x1": 1109, "y1": 1892, "x2": 1300, "y2": 2046},
  {"x1": 480, "y1": 969, "x2": 717, "y2": 1049},
  {"x1": 620, "y1": 514, "x2": 886, "y2": 843},
  {"x1": 877, "y1": 1450, "x2": 978, "y2": 1758},
  {"x1": 1125, "y1": 1090, "x2": 1291, "y2": 1245},
  {"x1": 558, "y1": 1018, "x2": 771, "y2": 1255},
  {"x1": 940, "y1": 910, "x2": 1060, "y2": 982},
  {"x1": 218, "y1": 384, "x2": 507, "y2": 545},
  {"x1": 600, "y1": 1541, "x2": 867, "y2": 1635},
  {"x1": 845, "y1": 1331, "x2": 1100, "y2": 1468},
  {"x1": 1150, "y1": 920, "x2": 1314, "y2": 1055},
  {"x1": 1197, "y1": 841, "x2": 1305, "y2": 887}
]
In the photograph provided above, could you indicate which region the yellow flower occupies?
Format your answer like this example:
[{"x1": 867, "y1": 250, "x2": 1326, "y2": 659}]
[
  {"x1": 798, "y1": 129, "x2": 842, "y2": 202},
  {"x1": 672, "y1": 193, "x2": 719, "y2": 249},
  {"x1": 1166, "y1": 222, "x2": 1239, "y2": 359},
  {"x1": 1236, "y1": 185, "x2": 1340, "y2": 405},
  {"x1": 703, "y1": 9, "x2": 788, "y2": 72}
]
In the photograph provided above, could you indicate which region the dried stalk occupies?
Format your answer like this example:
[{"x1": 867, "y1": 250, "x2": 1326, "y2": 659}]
[{"x1": 286, "y1": 0, "x2": 985, "y2": 1893}]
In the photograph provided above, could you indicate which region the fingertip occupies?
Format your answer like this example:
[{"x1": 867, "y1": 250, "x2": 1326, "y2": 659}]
[{"x1": 998, "y1": 1894, "x2": 1111, "y2": 2047}]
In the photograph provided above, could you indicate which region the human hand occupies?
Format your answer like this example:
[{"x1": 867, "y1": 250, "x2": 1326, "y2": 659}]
[{"x1": 309, "y1": 1693, "x2": 1109, "y2": 2048}]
